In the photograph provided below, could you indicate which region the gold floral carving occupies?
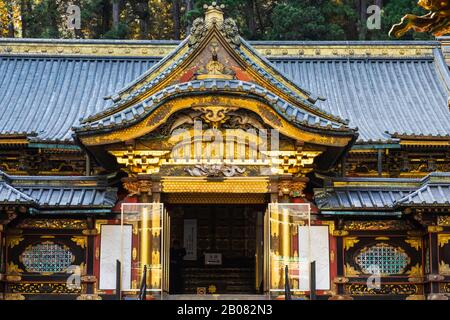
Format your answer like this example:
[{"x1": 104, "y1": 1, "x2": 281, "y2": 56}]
[
  {"x1": 161, "y1": 177, "x2": 269, "y2": 193},
  {"x1": 406, "y1": 263, "x2": 423, "y2": 277},
  {"x1": 71, "y1": 236, "x2": 87, "y2": 249},
  {"x1": 122, "y1": 180, "x2": 153, "y2": 196},
  {"x1": 196, "y1": 41, "x2": 235, "y2": 81},
  {"x1": 344, "y1": 263, "x2": 360, "y2": 277},
  {"x1": 257, "y1": 105, "x2": 282, "y2": 127},
  {"x1": 439, "y1": 261, "x2": 450, "y2": 275},
  {"x1": 76, "y1": 294, "x2": 102, "y2": 300},
  {"x1": 7, "y1": 262, "x2": 24, "y2": 274},
  {"x1": 444, "y1": 283, "x2": 450, "y2": 293},
  {"x1": 344, "y1": 237, "x2": 360, "y2": 251},
  {"x1": 405, "y1": 238, "x2": 422, "y2": 251},
  {"x1": 192, "y1": 106, "x2": 238, "y2": 129},
  {"x1": 16, "y1": 219, "x2": 87, "y2": 230},
  {"x1": 428, "y1": 225, "x2": 444, "y2": 233},
  {"x1": 7, "y1": 236, "x2": 24, "y2": 249},
  {"x1": 4, "y1": 293, "x2": 25, "y2": 300},
  {"x1": 438, "y1": 216, "x2": 450, "y2": 226},
  {"x1": 321, "y1": 221, "x2": 335, "y2": 235},
  {"x1": 8, "y1": 282, "x2": 81, "y2": 294},
  {"x1": 346, "y1": 284, "x2": 418, "y2": 295},
  {"x1": 344, "y1": 220, "x2": 412, "y2": 231},
  {"x1": 278, "y1": 180, "x2": 307, "y2": 198},
  {"x1": 438, "y1": 234, "x2": 450, "y2": 247},
  {"x1": 332, "y1": 230, "x2": 349, "y2": 237}
]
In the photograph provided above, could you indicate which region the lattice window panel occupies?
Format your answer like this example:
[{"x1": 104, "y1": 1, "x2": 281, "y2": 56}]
[
  {"x1": 20, "y1": 242, "x2": 74, "y2": 273},
  {"x1": 355, "y1": 243, "x2": 410, "y2": 275}
]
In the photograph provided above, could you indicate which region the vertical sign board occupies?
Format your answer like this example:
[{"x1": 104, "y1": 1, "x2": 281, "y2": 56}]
[
  {"x1": 183, "y1": 219, "x2": 197, "y2": 261},
  {"x1": 298, "y1": 226, "x2": 330, "y2": 291},
  {"x1": 99, "y1": 225, "x2": 132, "y2": 290}
]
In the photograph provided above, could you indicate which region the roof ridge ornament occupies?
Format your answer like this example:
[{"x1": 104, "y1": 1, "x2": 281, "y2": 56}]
[
  {"x1": 204, "y1": 2, "x2": 225, "y2": 24},
  {"x1": 189, "y1": 2, "x2": 241, "y2": 48}
]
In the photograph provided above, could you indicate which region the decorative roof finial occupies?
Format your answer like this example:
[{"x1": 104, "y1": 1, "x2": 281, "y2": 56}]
[{"x1": 204, "y1": 2, "x2": 225, "y2": 25}]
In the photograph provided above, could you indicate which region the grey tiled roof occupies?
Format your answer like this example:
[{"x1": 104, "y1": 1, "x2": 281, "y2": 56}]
[
  {"x1": 0, "y1": 56, "x2": 159, "y2": 141},
  {"x1": 315, "y1": 187, "x2": 413, "y2": 210},
  {"x1": 0, "y1": 182, "x2": 36, "y2": 204},
  {"x1": 16, "y1": 186, "x2": 117, "y2": 208},
  {"x1": 395, "y1": 172, "x2": 450, "y2": 206},
  {"x1": 271, "y1": 50, "x2": 450, "y2": 142},
  {"x1": 0, "y1": 41, "x2": 449, "y2": 143},
  {"x1": 396, "y1": 184, "x2": 450, "y2": 206},
  {"x1": 0, "y1": 170, "x2": 117, "y2": 209},
  {"x1": 315, "y1": 172, "x2": 450, "y2": 211}
]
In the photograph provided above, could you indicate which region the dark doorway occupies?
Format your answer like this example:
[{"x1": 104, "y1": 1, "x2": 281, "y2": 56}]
[{"x1": 167, "y1": 204, "x2": 265, "y2": 295}]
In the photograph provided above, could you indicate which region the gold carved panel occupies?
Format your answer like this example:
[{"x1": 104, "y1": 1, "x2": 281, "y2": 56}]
[{"x1": 161, "y1": 177, "x2": 269, "y2": 193}]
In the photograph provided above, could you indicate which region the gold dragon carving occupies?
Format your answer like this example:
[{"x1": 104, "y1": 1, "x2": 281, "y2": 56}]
[{"x1": 390, "y1": 0, "x2": 450, "y2": 38}]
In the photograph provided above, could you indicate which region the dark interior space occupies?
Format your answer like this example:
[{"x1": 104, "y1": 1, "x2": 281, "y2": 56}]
[{"x1": 167, "y1": 204, "x2": 265, "y2": 295}]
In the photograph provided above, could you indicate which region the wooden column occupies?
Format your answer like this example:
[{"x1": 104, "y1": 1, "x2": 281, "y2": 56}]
[
  {"x1": 426, "y1": 226, "x2": 448, "y2": 300},
  {"x1": 329, "y1": 219, "x2": 353, "y2": 300},
  {"x1": 77, "y1": 217, "x2": 101, "y2": 300},
  {"x1": 0, "y1": 223, "x2": 4, "y2": 300}
]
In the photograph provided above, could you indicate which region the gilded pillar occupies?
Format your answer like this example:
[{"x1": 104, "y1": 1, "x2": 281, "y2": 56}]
[
  {"x1": 329, "y1": 221, "x2": 353, "y2": 300},
  {"x1": 274, "y1": 177, "x2": 308, "y2": 292},
  {"x1": 122, "y1": 177, "x2": 161, "y2": 292}
]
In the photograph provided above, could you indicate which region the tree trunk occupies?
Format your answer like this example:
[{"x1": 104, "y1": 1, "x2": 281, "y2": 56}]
[
  {"x1": 135, "y1": 1, "x2": 150, "y2": 39},
  {"x1": 254, "y1": 0, "x2": 265, "y2": 37},
  {"x1": 246, "y1": 1, "x2": 257, "y2": 39},
  {"x1": 102, "y1": 0, "x2": 111, "y2": 36},
  {"x1": 20, "y1": 0, "x2": 30, "y2": 37},
  {"x1": 184, "y1": 0, "x2": 193, "y2": 35},
  {"x1": 6, "y1": 1, "x2": 15, "y2": 37},
  {"x1": 112, "y1": 0, "x2": 121, "y2": 28},
  {"x1": 357, "y1": 0, "x2": 368, "y2": 40},
  {"x1": 172, "y1": 0, "x2": 181, "y2": 40}
]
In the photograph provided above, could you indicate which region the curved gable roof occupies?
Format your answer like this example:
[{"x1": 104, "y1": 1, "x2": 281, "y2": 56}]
[{"x1": 78, "y1": 17, "x2": 347, "y2": 130}]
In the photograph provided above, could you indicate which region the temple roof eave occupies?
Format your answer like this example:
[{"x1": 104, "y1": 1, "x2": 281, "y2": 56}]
[
  {"x1": 0, "y1": 170, "x2": 118, "y2": 210},
  {"x1": 74, "y1": 79, "x2": 356, "y2": 140},
  {"x1": 314, "y1": 172, "x2": 450, "y2": 212}
]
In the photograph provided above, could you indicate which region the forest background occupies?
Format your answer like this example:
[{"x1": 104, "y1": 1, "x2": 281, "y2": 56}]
[{"x1": 0, "y1": 1, "x2": 431, "y2": 40}]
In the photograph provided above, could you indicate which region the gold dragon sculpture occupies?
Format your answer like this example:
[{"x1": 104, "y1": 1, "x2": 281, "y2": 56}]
[{"x1": 389, "y1": 0, "x2": 450, "y2": 38}]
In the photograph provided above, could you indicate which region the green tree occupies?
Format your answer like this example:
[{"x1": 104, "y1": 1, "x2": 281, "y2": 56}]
[{"x1": 267, "y1": 0, "x2": 356, "y2": 40}]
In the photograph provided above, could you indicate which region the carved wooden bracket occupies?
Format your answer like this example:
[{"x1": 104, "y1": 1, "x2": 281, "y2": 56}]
[
  {"x1": 278, "y1": 178, "x2": 308, "y2": 198},
  {"x1": 333, "y1": 277, "x2": 349, "y2": 284},
  {"x1": 122, "y1": 178, "x2": 153, "y2": 196}
]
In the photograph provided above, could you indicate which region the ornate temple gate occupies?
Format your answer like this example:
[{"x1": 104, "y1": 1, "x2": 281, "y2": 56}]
[{"x1": 117, "y1": 183, "x2": 322, "y2": 298}]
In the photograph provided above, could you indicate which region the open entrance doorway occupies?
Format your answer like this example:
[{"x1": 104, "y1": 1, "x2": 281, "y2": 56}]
[
  {"x1": 118, "y1": 202, "x2": 316, "y2": 299},
  {"x1": 166, "y1": 204, "x2": 265, "y2": 295}
]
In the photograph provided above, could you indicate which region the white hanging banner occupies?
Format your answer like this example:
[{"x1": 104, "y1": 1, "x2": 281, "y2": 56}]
[
  {"x1": 298, "y1": 225, "x2": 330, "y2": 291},
  {"x1": 99, "y1": 224, "x2": 132, "y2": 290}
]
